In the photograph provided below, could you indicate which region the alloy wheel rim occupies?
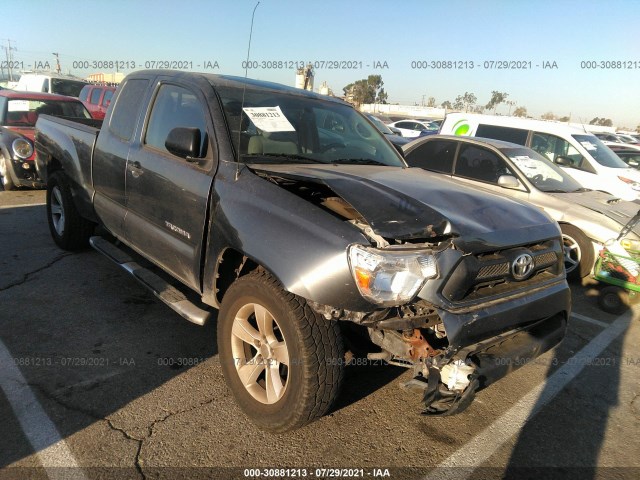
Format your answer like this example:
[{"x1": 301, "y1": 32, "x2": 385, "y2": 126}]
[
  {"x1": 50, "y1": 186, "x2": 65, "y2": 236},
  {"x1": 562, "y1": 234, "x2": 581, "y2": 274},
  {"x1": 230, "y1": 303, "x2": 289, "y2": 404}
]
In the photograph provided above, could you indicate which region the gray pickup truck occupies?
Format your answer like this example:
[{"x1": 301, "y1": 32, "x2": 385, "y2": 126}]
[{"x1": 35, "y1": 70, "x2": 571, "y2": 432}]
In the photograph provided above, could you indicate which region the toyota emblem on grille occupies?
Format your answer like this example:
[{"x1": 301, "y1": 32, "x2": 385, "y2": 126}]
[{"x1": 512, "y1": 253, "x2": 534, "y2": 280}]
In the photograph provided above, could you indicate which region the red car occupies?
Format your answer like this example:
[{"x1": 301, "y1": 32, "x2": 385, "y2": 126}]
[
  {"x1": 0, "y1": 89, "x2": 92, "y2": 190},
  {"x1": 78, "y1": 84, "x2": 116, "y2": 120}
]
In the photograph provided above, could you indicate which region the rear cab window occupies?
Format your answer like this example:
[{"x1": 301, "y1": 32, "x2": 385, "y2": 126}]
[{"x1": 109, "y1": 79, "x2": 150, "y2": 141}]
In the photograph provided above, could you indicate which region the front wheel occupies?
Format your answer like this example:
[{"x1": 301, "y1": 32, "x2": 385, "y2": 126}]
[
  {"x1": 560, "y1": 224, "x2": 594, "y2": 280},
  {"x1": 218, "y1": 269, "x2": 344, "y2": 432},
  {"x1": 46, "y1": 172, "x2": 94, "y2": 250}
]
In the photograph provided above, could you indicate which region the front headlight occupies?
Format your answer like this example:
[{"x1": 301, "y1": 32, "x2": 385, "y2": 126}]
[
  {"x1": 348, "y1": 244, "x2": 437, "y2": 306},
  {"x1": 12, "y1": 138, "x2": 34, "y2": 159}
]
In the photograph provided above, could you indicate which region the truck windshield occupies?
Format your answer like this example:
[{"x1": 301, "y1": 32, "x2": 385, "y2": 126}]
[
  {"x1": 216, "y1": 85, "x2": 405, "y2": 167},
  {"x1": 572, "y1": 134, "x2": 629, "y2": 168}
]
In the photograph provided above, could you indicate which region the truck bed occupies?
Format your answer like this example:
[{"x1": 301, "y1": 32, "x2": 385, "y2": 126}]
[{"x1": 35, "y1": 114, "x2": 103, "y2": 220}]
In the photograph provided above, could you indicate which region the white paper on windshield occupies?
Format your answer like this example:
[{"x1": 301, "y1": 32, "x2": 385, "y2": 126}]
[
  {"x1": 242, "y1": 106, "x2": 295, "y2": 132},
  {"x1": 580, "y1": 141, "x2": 597, "y2": 151},
  {"x1": 8, "y1": 100, "x2": 30, "y2": 112},
  {"x1": 512, "y1": 155, "x2": 536, "y2": 170}
]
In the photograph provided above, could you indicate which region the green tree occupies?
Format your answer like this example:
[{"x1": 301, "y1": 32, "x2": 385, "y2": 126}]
[
  {"x1": 558, "y1": 116, "x2": 570, "y2": 122},
  {"x1": 427, "y1": 96, "x2": 436, "y2": 107},
  {"x1": 453, "y1": 92, "x2": 477, "y2": 112},
  {"x1": 342, "y1": 75, "x2": 387, "y2": 106},
  {"x1": 441, "y1": 100, "x2": 452, "y2": 109},
  {"x1": 541, "y1": 112, "x2": 555, "y2": 120},
  {"x1": 589, "y1": 117, "x2": 613, "y2": 126},
  {"x1": 485, "y1": 91, "x2": 508, "y2": 113},
  {"x1": 513, "y1": 106, "x2": 527, "y2": 117}
]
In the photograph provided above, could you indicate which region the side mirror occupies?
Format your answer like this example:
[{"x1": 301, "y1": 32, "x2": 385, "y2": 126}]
[
  {"x1": 497, "y1": 175, "x2": 521, "y2": 189},
  {"x1": 165, "y1": 127, "x2": 201, "y2": 160},
  {"x1": 555, "y1": 156, "x2": 572, "y2": 167}
]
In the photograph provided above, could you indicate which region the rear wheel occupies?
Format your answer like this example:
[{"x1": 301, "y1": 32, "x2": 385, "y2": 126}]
[
  {"x1": 218, "y1": 269, "x2": 344, "y2": 432},
  {"x1": 0, "y1": 157, "x2": 16, "y2": 191},
  {"x1": 560, "y1": 224, "x2": 594, "y2": 280},
  {"x1": 46, "y1": 172, "x2": 94, "y2": 250}
]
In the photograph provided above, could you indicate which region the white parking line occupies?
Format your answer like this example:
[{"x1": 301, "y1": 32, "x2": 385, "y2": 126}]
[
  {"x1": 423, "y1": 310, "x2": 633, "y2": 480},
  {"x1": 570, "y1": 312, "x2": 610, "y2": 328},
  {"x1": 0, "y1": 339, "x2": 88, "y2": 480},
  {"x1": 0, "y1": 202, "x2": 46, "y2": 209}
]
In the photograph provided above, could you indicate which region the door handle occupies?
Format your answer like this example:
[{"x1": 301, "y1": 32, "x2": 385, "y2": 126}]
[{"x1": 129, "y1": 161, "x2": 143, "y2": 178}]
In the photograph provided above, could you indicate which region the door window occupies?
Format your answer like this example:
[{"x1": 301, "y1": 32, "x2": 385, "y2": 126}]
[
  {"x1": 145, "y1": 84, "x2": 208, "y2": 157},
  {"x1": 405, "y1": 140, "x2": 456, "y2": 173},
  {"x1": 454, "y1": 144, "x2": 516, "y2": 184},
  {"x1": 530, "y1": 132, "x2": 587, "y2": 170}
]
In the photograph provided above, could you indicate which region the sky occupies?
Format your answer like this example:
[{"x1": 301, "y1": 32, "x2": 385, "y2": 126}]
[{"x1": 2, "y1": 0, "x2": 639, "y2": 128}]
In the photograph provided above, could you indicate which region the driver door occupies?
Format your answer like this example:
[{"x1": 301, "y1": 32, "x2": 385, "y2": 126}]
[{"x1": 124, "y1": 81, "x2": 215, "y2": 291}]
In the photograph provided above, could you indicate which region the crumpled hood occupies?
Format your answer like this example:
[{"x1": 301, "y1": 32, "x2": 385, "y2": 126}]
[
  {"x1": 548, "y1": 190, "x2": 640, "y2": 237},
  {"x1": 250, "y1": 163, "x2": 560, "y2": 251}
]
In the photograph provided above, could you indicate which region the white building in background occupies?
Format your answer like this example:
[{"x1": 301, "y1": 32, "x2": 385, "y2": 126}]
[{"x1": 86, "y1": 72, "x2": 125, "y2": 84}]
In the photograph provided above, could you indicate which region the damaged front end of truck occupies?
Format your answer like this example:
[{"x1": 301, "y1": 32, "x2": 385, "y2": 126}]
[{"x1": 248, "y1": 164, "x2": 571, "y2": 416}]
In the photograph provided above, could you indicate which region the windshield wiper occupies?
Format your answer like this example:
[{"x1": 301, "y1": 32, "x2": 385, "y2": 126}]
[
  {"x1": 571, "y1": 188, "x2": 592, "y2": 193},
  {"x1": 331, "y1": 158, "x2": 388, "y2": 166},
  {"x1": 242, "y1": 153, "x2": 326, "y2": 164}
]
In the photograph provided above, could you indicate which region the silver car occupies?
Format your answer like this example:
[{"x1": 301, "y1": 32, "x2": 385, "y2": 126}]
[{"x1": 403, "y1": 135, "x2": 640, "y2": 279}]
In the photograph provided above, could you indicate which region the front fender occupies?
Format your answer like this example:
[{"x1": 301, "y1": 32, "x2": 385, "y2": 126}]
[{"x1": 203, "y1": 162, "x2": 374, "y2": 312}]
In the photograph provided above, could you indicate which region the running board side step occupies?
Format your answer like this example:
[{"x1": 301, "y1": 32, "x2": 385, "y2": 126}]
[{"x1": 89, "y1": 236, "x2": 211, "y2": 326}]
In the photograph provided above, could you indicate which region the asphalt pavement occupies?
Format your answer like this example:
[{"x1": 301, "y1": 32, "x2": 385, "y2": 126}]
[{"x1": 0, "y1": 189, "x2": 638, "y2": 480}]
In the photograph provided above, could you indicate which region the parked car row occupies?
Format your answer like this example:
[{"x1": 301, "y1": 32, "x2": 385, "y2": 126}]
[
  {"x1": 402, "y1": 134, "x2": 640, "y2": 280},
  {"x1": 439, "y1": 113, "x2": 640, "y2": 202}
]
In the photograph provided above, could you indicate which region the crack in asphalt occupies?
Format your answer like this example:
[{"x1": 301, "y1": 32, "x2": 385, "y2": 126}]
[
  {"x1": 26, "y1": 382, "x2": 146, "y2": 479},
  {"x1": 27, "y1": 380, "x2": 217, "y2": 479},
  {"x1": 0, "y1": 253, "x2": 71, "y2": 292}
]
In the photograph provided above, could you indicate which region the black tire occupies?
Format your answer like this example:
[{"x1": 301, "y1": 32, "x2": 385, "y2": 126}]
[
  {"x1": 598, "y1": 286, "x2": 628, "y2": 314},
  {"x1": 218, "y1": 269, "x2": 344, "y2": 432},
  {"x1": 46, "y1": 171, "x2": 94, "y2": 250},
  {"x1": 560, "y1": 224, "x2": 594, "y2": 280},
  {"x1": 0, "y1": 156, "x2": 16, "y2": 191}
]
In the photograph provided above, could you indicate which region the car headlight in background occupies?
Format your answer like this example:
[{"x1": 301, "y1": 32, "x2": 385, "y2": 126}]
[
  {"x1": 12, "y1": 138, "x2": 34, "y2": 159},
  {"x1": 348, "y1": 244, "x2": 437, "y2": 306}
]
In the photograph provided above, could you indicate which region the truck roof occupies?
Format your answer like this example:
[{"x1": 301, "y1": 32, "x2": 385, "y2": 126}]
[
  {"x1": 0, "y1": 89, "x2": 83, "y2": 102},
  {"x1": 124, "y1": 70, "x2": 349, "y2": 105}
]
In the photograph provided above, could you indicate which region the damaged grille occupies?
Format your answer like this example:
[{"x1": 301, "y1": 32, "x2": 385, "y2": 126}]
[{"x1": 442, "y1": 240, "x2": 563, "y2": 303}]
